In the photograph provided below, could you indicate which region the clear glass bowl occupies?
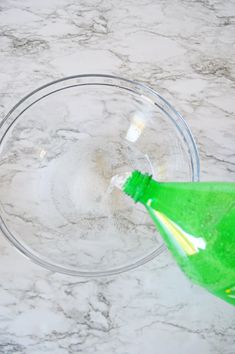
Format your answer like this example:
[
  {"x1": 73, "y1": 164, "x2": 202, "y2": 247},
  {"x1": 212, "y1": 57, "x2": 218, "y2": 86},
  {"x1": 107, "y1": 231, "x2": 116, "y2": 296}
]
[{"x1": 0, "y1": 75, "x2": 199, "y2": 276}]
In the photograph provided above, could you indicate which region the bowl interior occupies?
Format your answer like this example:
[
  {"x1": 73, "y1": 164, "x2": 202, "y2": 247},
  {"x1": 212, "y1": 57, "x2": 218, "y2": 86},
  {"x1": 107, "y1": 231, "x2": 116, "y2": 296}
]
[{"x1": 0, "y1": 75, "x2": 199, "y2": 276}]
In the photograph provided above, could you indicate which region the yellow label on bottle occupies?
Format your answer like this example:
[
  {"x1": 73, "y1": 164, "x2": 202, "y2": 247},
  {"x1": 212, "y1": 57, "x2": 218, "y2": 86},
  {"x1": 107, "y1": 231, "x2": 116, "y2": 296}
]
[{"x1": 147, "y1": 204, "x2": 206, "y2": 256}]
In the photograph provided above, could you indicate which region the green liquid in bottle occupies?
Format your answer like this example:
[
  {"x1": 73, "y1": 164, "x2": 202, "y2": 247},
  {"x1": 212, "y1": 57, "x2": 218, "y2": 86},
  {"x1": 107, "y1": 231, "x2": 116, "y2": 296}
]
[{"x1": 123, "y1": 171, "x2": 235, "y2": 305}]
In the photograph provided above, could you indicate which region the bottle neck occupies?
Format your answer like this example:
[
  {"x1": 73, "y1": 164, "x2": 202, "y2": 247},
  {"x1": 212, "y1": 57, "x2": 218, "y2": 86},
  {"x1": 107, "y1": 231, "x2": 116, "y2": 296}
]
[{"x1": 123, "y1": 170, "x2": 154, "y2": 203}]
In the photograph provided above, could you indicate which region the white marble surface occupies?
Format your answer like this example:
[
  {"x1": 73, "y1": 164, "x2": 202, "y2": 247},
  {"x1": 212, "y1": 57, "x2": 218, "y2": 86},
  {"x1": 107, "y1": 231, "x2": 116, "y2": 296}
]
[{"x1": 0, "y1": 0, "x2": 235, "y2": 353}]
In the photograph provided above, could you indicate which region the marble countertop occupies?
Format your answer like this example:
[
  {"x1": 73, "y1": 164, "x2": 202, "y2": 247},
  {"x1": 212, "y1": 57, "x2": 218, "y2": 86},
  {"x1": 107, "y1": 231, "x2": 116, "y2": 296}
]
[{"x1": 0, "y1": 0, "x2": 235, "y2": 353}]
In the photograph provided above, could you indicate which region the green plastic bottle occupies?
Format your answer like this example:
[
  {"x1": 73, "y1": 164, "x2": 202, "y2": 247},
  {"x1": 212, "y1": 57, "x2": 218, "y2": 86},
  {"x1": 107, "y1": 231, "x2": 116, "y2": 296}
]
[{"x1": 123, "y1": 170, "x2": 235, "y2": 305}]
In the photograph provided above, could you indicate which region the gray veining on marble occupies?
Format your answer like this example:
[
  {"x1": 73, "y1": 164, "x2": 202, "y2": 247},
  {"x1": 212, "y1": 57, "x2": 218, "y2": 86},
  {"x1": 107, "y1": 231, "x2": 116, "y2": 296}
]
[{"x1": 0, "y1": 0, "x2": 235, "y2": 353}]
